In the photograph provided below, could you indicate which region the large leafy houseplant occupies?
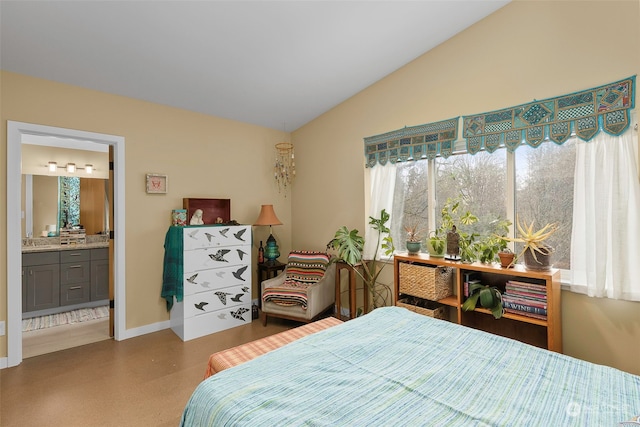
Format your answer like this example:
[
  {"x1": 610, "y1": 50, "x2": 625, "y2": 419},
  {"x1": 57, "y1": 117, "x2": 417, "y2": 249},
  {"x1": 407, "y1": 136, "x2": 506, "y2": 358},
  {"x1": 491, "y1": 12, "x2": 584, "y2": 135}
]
[
  {"x1": 329, "y1": 209, "x2": 395, "y2": 311},
  {"x1": 462, "y1": 282, "x2": 504, "y2": 319}
]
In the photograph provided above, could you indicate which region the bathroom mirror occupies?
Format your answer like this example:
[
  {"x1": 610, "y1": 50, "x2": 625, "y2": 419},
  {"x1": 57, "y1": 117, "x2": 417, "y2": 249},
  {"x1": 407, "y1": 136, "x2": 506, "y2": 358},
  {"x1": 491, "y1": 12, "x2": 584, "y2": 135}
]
[{"x1": 23, "y1": 175, "x2": 109, "y2": 238}]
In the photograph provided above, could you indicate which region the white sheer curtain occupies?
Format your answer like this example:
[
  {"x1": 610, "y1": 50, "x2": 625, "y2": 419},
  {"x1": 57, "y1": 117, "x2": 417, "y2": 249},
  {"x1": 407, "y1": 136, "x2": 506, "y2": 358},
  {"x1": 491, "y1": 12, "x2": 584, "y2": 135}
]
[
  {"x1": 364, "y1": 163, "x2": 397, "y2": 259},
  {"x1": 570, "y1": 120, "x2": 640, "y2": 301}
]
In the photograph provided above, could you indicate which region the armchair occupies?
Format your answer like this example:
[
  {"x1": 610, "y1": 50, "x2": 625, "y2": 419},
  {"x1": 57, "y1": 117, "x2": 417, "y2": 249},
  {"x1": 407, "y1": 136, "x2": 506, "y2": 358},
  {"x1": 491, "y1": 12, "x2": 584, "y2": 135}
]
[{"x1": 261, "y1": 251, "x2": 336, "y2": 325}]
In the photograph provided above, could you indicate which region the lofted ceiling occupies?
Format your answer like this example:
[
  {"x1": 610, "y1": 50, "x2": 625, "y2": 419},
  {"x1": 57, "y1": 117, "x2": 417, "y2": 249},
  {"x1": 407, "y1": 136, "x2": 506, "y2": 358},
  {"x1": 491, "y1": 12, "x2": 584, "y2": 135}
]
[{"x1": 0, "y1": 1, "x2": 510, "y2": 131}]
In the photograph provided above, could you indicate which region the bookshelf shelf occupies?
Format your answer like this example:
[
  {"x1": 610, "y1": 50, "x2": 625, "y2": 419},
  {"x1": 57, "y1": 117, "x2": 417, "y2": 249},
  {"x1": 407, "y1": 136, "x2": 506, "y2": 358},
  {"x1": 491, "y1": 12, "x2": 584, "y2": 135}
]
[{"x1": 394, "y1": 253, "x2": 562, "y2": 353}]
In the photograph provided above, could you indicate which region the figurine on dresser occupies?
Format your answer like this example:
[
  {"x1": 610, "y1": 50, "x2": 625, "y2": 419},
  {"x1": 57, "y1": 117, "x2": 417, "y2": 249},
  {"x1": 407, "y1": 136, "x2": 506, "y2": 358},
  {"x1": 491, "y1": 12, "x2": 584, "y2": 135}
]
[{"x1": 190, "y1": 209, "x2": 205, "y2": 225}]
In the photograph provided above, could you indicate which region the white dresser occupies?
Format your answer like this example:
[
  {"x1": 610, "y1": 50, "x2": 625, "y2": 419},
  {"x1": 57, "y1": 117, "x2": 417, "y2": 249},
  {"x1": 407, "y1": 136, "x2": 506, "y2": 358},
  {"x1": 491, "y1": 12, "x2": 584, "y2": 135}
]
[{"x1": 170, "y1": 225, "x2": 252, "y2": 341}]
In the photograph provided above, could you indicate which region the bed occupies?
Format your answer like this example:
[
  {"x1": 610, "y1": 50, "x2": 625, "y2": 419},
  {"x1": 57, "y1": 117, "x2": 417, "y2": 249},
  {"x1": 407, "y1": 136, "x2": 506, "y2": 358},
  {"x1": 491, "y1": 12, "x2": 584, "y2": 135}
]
[
  {"x1": 204, "y1": 316, "x2": 343, "y2": 378},
  {"x1": 181, "y1": 306, "x2": 640, "y2": 426}
]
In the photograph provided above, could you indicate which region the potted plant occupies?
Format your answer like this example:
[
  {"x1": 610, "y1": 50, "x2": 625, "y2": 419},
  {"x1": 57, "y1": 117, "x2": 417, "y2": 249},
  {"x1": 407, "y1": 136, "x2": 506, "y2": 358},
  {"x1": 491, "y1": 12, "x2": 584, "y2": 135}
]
[
  {"x1": 404, "y1": 223, "x2": 424, "y2": 254},
  {"x1": 497, "y1": 248, "x2": 515, "y2": 268},
  {"x1": 429, "y1": 197, "x2": 478, "y2": 259},
  {"x1": 476, "y1": 218, "x2": 512, "y2": 264},
  {"x1": 329, "y1": 209, "x2": 395, "y2": 311},
  {"x1": 504, "y1": 218, "x2": 558, "y2": 271},
  {"x1": 455, "y1": 231, "x2": 475, "y2": 263},
  {"x1": 426, "y1": 230, "x2": 446, "y2": 257},
  {"x1": 462, "y1": 282, "x2": 504, "y2": 319}
]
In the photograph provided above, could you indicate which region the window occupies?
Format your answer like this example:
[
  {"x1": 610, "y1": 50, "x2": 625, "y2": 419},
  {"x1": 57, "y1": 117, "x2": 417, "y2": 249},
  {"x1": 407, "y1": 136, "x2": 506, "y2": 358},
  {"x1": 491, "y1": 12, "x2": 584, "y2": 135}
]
[
  {"x1": 436, "y1": 149, "x2": 507, "y2": 237},
  {"x1": 515, "y1": 139, "x2": 576, "y2": 270},
  {"x1": 389, "y1": 141, "x2": 571, "y2": 267},
  {"x1": 391, "y1": 160, "x2": 428, "y2": 251}
]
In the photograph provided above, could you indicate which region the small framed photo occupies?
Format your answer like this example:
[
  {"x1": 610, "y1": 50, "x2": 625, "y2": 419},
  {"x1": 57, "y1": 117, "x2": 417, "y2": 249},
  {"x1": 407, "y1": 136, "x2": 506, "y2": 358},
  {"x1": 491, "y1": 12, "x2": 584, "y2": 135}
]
[{"x1": 146, "y1": 173, "x2": 168, "y2": 194}]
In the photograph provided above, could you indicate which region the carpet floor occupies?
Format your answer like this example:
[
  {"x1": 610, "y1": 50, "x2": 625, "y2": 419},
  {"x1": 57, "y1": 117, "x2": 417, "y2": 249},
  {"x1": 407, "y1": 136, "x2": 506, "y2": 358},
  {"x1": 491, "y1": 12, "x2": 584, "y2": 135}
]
[{"x1": 22, "y1": 306, "x2": 109, "y2": 332}]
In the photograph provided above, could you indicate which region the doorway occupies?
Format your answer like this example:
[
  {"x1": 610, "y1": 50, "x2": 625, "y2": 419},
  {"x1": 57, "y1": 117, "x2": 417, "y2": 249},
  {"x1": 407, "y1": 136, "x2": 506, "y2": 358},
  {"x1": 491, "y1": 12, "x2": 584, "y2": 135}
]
[{"x1": 6, "y1": 121, "x2": 126, "y2": 368}]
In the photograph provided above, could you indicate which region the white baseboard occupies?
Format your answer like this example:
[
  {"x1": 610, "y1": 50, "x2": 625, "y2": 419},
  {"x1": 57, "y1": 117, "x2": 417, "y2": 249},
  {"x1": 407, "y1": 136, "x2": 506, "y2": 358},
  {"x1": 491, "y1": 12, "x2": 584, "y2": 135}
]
[{"x1": 117, "y1": 320, "x2": 171, "y2": 341}]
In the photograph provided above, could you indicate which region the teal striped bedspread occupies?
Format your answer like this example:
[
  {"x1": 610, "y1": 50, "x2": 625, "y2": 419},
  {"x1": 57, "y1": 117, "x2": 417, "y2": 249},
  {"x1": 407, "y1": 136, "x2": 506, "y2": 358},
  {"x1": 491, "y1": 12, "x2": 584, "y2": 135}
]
[{"x1": 180, "y1": 306, "x2": 640, "y2": 426}]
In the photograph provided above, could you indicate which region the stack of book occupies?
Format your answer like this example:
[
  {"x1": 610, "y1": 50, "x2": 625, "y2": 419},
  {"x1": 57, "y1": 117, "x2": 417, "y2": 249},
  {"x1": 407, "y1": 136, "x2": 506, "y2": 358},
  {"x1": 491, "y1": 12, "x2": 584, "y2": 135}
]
[
  {"x1": 502, "y1": 280, "x2": 547, "y2": 320},
  {"x1": 463, "y1": 272, "x2": 481, "y2": 298}
]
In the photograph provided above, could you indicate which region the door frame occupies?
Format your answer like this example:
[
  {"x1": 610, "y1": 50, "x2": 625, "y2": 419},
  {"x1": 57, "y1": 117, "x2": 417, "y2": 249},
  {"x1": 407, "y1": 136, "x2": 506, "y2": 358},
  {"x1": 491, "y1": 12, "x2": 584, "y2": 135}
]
[{"x1": 6, "y1": 121, "x2": 126, "y2": 367}]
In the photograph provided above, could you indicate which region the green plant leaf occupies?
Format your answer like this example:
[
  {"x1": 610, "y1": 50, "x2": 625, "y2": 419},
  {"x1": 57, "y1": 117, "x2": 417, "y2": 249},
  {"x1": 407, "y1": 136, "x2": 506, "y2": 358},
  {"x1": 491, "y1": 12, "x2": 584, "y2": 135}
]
[
  {"x1": 490, "y1": 304, "x2": 504, "y2": 319},
  {"x1": 479, "y1": 287, "x2": 497, "y2": 308},
  {"x1": 462, "y1": 293, "x2": 480, "y2": 311},
  {"x1": 468, "y1": 282, "x2": 484, "y2": 295},
  {"x1": 330, "y1": 226, "x2": 364, "y2": 266}
]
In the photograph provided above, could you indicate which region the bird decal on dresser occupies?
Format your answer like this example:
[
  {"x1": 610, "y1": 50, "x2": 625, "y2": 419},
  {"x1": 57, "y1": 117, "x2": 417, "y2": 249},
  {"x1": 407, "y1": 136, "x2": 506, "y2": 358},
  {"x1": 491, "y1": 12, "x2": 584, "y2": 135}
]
[
  {"x1": 231, "y1": 307, "x2": 250, "y2": 321},
  {"x1": 217, "y1": 313, "x2": 227, "y2": 320},
  {"x1": 233, "y1": 228, "x2": 247, "y2": 241},
  {"x1": 204, "y1": 232, "x2": 215, "y2": 242},
  {"x1": 215, "y1": 271, "x2": 225, "y2": 278},
  {"x1": 200, "y1": 281, "x2": 211, "y2": 288},
  {"x1": 209, "y1": 249, "x2": 230, "y2": 262},
  {"x1": 188, "y1": 229, "x2": 199, "y2": 239},
  {"x1": 186, "y1": 273, "x2": 198, "y2": 284},
  {"x1": 230, "y1": 293, "x2": 244, "y2": 303},
  {"x1": 237, "y1": 249, "x2": 248, "y2": 260},
  {"x1": 219, "y1": 228, "x2": 230, "y2": 237},
  {"x1": 215, "y1": 291, "x2": 233, "y2": 305},
  {"x1": 194, "y1": 301, "x2": 208, "y2": 311},
  {"x1": 232, "y1": 266, "x2": 248, "y2": 281},
  {"x1": 241, "y1": 286, "x2": 250, "y2": 293}
]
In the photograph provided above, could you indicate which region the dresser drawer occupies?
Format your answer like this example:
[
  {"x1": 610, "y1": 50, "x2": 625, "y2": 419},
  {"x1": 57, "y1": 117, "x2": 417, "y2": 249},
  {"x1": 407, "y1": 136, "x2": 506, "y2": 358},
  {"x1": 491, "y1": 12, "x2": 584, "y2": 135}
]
[
  {"x1": 182, "y1": 284, "x2": 250, "y2": 318},
  {"x1": 184, "y1": 247, "x2": 250, "y2": 272},
  {"x1": 60, "y1": 281, "x2": 91, "y2": 306},
  {"x1": 60, "y1": 261, "x2": 91, "y2": 284},
  {"x1": 60, "y1": 249, "x2": 91, "y2": 263},
  {"x1": 178, "y1": 303, "x2": 252, "y2": 340},
  {"x1": 183, "y1": 225, "x2": 251, "y2": 251},
  {"x1": 23, "y1": 251, "x2": 59, "y2": 266},
  {"x1": 183, "y1": 264, "x2": 251, "y2": 296}
]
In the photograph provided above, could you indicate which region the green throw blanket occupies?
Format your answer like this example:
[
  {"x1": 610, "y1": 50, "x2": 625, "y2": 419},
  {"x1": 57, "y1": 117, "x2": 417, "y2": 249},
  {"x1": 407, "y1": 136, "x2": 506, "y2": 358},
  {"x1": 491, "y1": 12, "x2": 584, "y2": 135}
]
[{"x1": 161, "y1": 226, "x2": 184, "y2": 310}]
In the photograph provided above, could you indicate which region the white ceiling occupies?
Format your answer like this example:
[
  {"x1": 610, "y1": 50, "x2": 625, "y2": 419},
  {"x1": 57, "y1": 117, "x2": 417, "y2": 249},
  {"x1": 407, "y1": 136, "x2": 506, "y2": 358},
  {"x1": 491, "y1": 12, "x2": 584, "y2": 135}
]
[{"x1": 0, "y1": 0, "x2": 510, "y2": 131}]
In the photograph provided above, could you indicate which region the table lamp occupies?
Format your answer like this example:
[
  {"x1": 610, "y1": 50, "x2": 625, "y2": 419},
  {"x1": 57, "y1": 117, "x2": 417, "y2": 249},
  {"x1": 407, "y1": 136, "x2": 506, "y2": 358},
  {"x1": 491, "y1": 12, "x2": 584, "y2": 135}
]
[{"x1": 254, "y1": 204, "x2": 282, "y2": 262}]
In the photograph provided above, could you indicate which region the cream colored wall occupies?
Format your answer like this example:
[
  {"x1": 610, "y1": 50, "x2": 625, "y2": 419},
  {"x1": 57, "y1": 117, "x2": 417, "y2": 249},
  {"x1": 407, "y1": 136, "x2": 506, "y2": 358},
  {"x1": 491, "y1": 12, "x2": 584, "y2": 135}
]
[
  {"x1": 0, "y1": 71, "x2": 293, "y2": 357},
  {"x1": 292, "y1": 0, "x2": 640, "y2": 374}
]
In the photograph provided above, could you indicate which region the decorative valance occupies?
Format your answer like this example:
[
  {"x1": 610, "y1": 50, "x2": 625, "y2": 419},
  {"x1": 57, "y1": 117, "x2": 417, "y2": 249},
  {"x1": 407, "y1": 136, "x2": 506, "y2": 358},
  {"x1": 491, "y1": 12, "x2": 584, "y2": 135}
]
[
  {"x1": 364, "y1": 118, "x2": 459, "y2": 167},
  {"x1": 463, "y1": 76, "x2": 636, "y2": 154}
]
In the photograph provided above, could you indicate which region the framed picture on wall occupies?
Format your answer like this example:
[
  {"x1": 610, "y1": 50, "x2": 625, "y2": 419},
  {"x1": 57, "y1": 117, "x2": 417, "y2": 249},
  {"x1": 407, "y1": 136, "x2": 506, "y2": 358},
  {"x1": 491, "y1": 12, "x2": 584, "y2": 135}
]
[{"x1": 146, "y1": 173, "x2": 168, "y2": 194}]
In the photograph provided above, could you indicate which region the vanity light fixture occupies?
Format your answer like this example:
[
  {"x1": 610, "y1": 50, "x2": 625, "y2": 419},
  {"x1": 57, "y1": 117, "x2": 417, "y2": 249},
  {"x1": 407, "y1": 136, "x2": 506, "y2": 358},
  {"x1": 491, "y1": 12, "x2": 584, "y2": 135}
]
[{"x1": 47, "y1": 162, "x2": 95, "y2": 174}]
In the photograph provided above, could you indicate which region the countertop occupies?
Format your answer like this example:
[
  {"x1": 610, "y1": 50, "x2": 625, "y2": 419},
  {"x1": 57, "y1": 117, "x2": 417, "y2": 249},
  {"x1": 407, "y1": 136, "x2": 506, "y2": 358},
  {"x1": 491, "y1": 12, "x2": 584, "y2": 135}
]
[{"x1": 22, "y1": 241, "x2": 109, "y2": 254}]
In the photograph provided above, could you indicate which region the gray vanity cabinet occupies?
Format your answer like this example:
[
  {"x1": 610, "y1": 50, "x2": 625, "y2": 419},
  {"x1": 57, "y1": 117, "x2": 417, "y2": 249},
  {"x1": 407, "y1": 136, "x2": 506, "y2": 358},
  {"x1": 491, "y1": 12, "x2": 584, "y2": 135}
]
[
  {"x1": 22, "y1": 247, "x2": 109, "y2": 316},
  {"x1": 22, "y1": 251, "x2": 61, "y2": 312}
]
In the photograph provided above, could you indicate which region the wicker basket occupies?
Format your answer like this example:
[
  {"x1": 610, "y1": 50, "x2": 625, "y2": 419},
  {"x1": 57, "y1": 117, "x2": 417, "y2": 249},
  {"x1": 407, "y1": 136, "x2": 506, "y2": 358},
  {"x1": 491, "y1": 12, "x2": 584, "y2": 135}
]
[
  {"x1": 397, "y1": 298, "x2": 446, "y2": 319},
  {"x1": 399, "y1": 263, "x2": 453, "y2": 301}
]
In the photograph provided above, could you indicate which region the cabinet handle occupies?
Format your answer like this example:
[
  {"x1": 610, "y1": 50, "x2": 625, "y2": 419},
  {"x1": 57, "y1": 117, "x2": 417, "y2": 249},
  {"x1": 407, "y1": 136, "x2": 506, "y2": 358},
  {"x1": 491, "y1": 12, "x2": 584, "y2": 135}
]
[
  {"x1": 69, "y1": 286, "x2": 82, "y2": 290},
  {"x1": 68, "y1": 265, "x2": 83, "y2": 269},
  {"x1": 69, "y1": 253, "x2": 82, "y2": 256}
]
